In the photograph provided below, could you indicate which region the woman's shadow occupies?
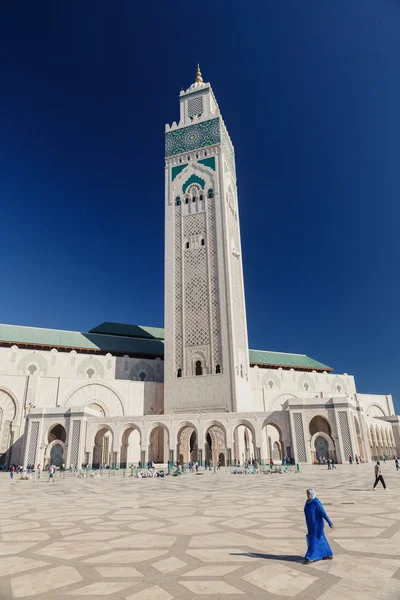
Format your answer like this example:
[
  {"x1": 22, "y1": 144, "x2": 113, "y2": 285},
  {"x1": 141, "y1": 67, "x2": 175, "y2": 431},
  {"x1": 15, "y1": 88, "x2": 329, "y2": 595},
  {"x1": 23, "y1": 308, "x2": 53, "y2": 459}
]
[{"x1": 230, "y1": 552, "x2": 304, "y2": 563}]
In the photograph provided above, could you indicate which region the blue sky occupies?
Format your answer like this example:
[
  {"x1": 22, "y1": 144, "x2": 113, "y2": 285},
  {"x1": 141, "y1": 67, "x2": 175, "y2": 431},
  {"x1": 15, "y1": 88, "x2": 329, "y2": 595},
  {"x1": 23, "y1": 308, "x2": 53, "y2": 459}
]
[{"x1": 1, "y1": 1, "x2": 399, "y2": 408}]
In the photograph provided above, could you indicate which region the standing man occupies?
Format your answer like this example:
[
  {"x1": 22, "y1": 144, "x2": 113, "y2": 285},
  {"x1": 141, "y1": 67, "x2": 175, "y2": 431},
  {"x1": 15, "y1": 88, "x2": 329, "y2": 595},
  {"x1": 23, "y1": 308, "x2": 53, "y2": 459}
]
[
  {"x1": 395, "y1": 458, "x2": 399, "y2": 471},
  {"x1": 373, "y1": 461, "x2": 386, "y2": 490}
]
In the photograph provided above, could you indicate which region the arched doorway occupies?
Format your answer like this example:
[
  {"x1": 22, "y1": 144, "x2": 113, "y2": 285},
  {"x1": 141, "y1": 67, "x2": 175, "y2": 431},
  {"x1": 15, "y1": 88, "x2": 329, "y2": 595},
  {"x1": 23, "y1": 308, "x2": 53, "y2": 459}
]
[
  {"x1": 120, "y1": 426, "x2": 141, "y2": 468},
  {"x1": 92, "y1": 427, "x2": 113, "y2": 469},
  {"x1": 50, "y1": 443, "x2": 63, "y2": 467},
  {"x1": 262, "y1": 422, "x2": 284, "y2": 464},
  {"x1": 314, "y1": 436, "x2": 329, "y2": 460},
  {"x1": 309, "y1": 416, "x2": 336, "y2": 463},
  {"x1": 205, "y1": 423, "x2": 226, "y2": 466},
  {"x1": 233, "y1": 422, "x2": 256, "y2": 464},
  {"x1": 149, "y1": 425, "x2": 169, "y2": 464},
  {"x1": 48, "y1": 424, "x2": 67, "y2": 444},
  {"x1": 177, "y1": 425, "x2": 198, "y2": 464}
]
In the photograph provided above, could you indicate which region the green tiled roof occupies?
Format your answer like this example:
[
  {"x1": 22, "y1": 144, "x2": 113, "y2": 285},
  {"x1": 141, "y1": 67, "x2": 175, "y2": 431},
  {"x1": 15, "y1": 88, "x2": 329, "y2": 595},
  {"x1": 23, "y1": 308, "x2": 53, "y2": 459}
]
[
  {"x1": 249, "y1": 349, "x2": 332, "y2": 371},
  {"x1": 89, "y1": 322, "x2": 164, "y2": 340},
  {"x1": 0, "y1": 324, "x2": 164, "y2": 357},
  {"x1": 0, "y1": 322, "x2": 332, "y2": 371}
]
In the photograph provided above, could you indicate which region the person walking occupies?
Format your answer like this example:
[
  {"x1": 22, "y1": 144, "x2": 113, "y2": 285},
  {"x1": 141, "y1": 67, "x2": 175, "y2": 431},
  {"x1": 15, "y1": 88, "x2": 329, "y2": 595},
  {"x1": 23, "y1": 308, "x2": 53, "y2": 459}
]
[
  {"x1": 395, "y1": 458, "x2": 399, "y2": 471},
  {"x1": 10, "y1": 465, "x2": 15, "y2": 479},
  {"x1": 37, "y1": 463, "x2": 41, "y2": 479},
  {"x1": 373, "y1": 462, "x2": 386, "y2": 490},
  {"x1": 331, "y1": 457, "x2": 336, "y2": 470},
  {"x1": 327, "y1": 458, "x2": 331, "y2": 470},
  {"x1": 48, "y1": 464, "x2": 55, "y2": 482},
  {"x1": 303, "y1": 488, "x2": 334, "y2": 564}
]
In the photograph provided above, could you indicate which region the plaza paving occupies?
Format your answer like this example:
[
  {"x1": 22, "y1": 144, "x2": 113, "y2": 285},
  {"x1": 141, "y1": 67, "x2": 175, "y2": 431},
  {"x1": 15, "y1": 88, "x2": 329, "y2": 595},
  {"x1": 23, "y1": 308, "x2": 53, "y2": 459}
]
[{"x1": 0, "y1": 463, "x2": 400, "y2": 599}]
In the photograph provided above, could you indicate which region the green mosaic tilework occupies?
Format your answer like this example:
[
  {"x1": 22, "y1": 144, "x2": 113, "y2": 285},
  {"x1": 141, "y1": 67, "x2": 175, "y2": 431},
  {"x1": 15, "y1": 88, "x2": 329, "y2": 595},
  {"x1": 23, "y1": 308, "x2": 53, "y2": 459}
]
[
  {"x1": 198, "y1": 156, "x2": 215, "y2": 170},
  {"x1": 171, "y1": 164, "x2": 188, "y2": 180},
  {"x1": 165, "y1": 118, "x2": 220, "y2": 158},
  {"x1": 182, "y1": 174, "x2": 205, "y2": 194}
]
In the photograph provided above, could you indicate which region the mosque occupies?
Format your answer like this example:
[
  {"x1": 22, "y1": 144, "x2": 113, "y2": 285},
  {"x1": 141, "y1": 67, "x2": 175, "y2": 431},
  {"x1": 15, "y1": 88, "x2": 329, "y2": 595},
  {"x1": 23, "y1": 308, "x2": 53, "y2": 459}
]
[{"x1": 0, "y1": 68, "x2": 398, "y2": 469}]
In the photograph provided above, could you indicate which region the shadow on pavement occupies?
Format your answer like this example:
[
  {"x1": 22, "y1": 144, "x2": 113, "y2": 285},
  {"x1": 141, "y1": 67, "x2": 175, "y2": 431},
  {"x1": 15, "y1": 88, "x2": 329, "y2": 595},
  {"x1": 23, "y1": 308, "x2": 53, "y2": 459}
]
[{"x1": 230, "y1": 552, "x2": 304, "y2": 563}]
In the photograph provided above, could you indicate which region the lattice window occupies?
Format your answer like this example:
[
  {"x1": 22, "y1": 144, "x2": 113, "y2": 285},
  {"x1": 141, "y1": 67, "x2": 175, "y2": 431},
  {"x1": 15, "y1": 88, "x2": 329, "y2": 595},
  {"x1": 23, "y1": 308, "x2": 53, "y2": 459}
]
[
  {"x1": 174, "y1": 209, "x2": 183, "y2": 370},
  {"x1": 70, "y1": 421, "x2": 81, "y2": 467},
  {"x1": 183, "y1": 212, "x2": 209, "y2": 347},
  {"x1": 293, "y1": 413, "x2": 307, "y2": 462},
  {"x1": 188, "y1": 96, "x2": 203, "y2": 119},
  {"x1": 207, "y1": 199, "x2": 222, "y2": 368},
  {"x1": 338, "y1": 411, "x2": 354, "y2": 460},
  {"x1": 27, "y1": 421, "x2": 39, "y2": 466}
]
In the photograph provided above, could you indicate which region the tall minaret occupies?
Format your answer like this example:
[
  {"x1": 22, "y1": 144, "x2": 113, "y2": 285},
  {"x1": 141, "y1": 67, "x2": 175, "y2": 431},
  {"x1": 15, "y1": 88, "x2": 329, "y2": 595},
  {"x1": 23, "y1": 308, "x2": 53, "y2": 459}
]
[{"x1": 164, "y1": 67, "x2": 253, "y2": 414}]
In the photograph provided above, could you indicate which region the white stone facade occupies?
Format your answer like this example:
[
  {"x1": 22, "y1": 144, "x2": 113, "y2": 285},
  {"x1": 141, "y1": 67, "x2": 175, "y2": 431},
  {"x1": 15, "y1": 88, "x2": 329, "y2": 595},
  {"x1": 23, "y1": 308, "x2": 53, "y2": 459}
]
[{"x1": 0, "y1": 70, "x2": 398, "y2": 469}]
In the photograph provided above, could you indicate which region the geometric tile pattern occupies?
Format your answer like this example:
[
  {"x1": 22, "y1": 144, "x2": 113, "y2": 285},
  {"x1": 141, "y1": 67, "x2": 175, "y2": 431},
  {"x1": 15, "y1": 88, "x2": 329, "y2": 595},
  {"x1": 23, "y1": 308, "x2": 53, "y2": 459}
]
[
  {"x1": 0, "y1": 462, "x2": 400, "y2": 599},
  {"x1": 293, "y1": 412, "x2": 307, "y2": 462},
  {"x1": 69, "y1": 421, "x2": 81, "y2": 468},
  {"x1": 165, "y1": 118, "x2": 220, "y2": 158},
  {"x1": 338, "y1": 411, "x2": 354, "y2": 461}
]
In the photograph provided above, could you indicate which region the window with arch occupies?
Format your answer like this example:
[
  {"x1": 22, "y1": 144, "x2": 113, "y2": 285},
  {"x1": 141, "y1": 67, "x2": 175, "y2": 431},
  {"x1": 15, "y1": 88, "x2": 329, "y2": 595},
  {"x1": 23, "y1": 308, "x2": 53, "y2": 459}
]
[
  {"x1": 240, "y1": 364, "x2": 243, "y2": 378},
  {"x1": 201, "y1": 238, "x2": 205, "y2": 246},
  {"x1": 199, "y1": 194, "x2": 203, "y2": 201},
  {"x1": 185, "y1": 197, "x2": 189, "y2": 204},
  {"x1": 28, "y1": 365, "x2": 37, "y2": 376},
  {"x1": 195, "y1": 360, "x2": 202, "y2": 376},
  {"x1": 87, "y1": 368, "x2": 95, "y2": 379},
  {"x1": 186, "y1": 241, "x2": 190, "y2": 249},
  {"x1": 139, "y1": 372, "x2": 146, "y2": 381},
  {"x1": 177, "y1": 368, "x2": 182, "y2": 378},
  {"x1": 192, "y1": 196, "x2": 196, "y2": 202},
  {"x1": 336, "y1": 385, "x2": 342, "y2": 393},
  {"x1": 207, "y1": 189, "x2": 214, "y2": 199},
  {"x1": 268, "y1": 379, "x2": 274, "y2": 389},
  {"x1": 216, "y1": 364, "x2": 221, "y2": 374},
  {"x1": 175, "y1": 196, "x2": 181, "y2": 206},
  {"x1": 304, "y1": 382, "x2": 310, "y2": 391}
]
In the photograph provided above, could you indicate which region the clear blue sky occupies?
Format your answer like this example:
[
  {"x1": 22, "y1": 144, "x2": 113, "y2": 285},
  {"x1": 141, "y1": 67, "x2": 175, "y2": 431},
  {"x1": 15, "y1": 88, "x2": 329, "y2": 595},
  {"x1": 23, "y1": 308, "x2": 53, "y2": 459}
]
[{"x1": 1, "y1": 1, "x2": 399, "y2": 408}]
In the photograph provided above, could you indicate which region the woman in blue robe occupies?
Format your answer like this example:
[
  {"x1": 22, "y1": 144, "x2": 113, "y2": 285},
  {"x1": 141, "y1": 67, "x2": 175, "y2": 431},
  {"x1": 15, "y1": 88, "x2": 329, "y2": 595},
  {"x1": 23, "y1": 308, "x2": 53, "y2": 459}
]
[{"x1": 304, "y1": 488, "x2": 334, "y2": 564}]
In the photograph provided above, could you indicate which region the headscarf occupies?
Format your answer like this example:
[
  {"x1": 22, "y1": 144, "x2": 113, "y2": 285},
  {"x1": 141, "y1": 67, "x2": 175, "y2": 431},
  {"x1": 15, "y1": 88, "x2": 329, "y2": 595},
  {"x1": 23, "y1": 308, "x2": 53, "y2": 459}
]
[{"x1": 306, "y1": 488, "x2": 316, "y2": 502}]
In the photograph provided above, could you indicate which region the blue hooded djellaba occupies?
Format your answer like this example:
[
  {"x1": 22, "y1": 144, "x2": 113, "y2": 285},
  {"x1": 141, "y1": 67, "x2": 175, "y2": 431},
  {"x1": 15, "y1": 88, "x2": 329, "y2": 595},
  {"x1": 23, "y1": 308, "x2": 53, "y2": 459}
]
[{"x1": 304, "y1": 489, "x2": 333, "y2": 562}]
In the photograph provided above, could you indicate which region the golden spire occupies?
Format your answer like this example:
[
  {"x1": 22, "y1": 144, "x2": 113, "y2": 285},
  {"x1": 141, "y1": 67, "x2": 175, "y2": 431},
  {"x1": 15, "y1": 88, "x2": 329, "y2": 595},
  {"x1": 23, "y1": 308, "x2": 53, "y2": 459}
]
[{"x1": 195, "y1": 64, "x2": 203, "y2": 83}]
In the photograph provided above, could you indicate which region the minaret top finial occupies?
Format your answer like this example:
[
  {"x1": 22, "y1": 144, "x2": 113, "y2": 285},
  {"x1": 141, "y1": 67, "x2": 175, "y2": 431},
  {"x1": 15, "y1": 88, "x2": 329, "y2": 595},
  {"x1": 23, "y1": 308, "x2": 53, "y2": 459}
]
[{"x1": 195, "y1": 65, "x2": 203, "y2": 84}]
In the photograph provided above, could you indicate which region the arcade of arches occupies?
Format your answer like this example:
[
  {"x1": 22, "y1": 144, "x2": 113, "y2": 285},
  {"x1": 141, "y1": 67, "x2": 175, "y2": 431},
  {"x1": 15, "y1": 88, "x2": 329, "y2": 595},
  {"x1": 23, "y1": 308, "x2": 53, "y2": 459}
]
[
  {"x1": 37, "y1": 410, "x2": 397, "y2": 470},
  {"x1": 369, "y1": 423, "x2": 396, "y2": 459}
]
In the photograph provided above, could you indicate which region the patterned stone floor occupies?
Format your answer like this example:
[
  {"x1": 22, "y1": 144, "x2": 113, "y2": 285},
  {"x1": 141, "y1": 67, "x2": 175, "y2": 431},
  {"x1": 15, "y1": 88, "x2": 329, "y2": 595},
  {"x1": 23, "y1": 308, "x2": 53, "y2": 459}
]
[{"x1": 1, "y1": 463, "x2": 400, "y2": 599}]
